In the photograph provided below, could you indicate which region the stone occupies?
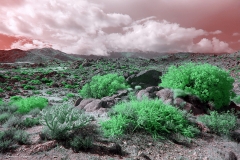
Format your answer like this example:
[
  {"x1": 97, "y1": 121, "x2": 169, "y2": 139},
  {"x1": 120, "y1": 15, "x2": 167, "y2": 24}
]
[
  {"x1": 74, "y1": 98, "x2": 83, "y2": 106},
  {"x1": 76, "y1": 98, "x2": 95, "y2": 110},
  {"x1": 126, "y1": 69, "x2": 162, "y2": 88},
  {"x1": 227, "y1": 151, "x2": 238, "y2": 160},
  {"x1": 83, "y1": 99, "x2": 102, "y2": 112},
  {"x1": 230, "y1": 129, "x2": 240, "y2": 143},
  {"x1": 108, "y1": 143, "x2": 122, "y2": 155}
]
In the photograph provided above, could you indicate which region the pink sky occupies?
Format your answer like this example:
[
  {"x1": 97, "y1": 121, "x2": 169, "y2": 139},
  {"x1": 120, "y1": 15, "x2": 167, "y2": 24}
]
[{"x1": 0, "y1": 0, "x2": 239, "y2": 55}]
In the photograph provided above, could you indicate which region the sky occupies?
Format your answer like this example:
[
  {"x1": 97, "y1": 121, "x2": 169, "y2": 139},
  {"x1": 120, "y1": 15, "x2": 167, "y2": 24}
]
[{"x1": 0, "y1": 0, "x2": 240, "y2": 56}]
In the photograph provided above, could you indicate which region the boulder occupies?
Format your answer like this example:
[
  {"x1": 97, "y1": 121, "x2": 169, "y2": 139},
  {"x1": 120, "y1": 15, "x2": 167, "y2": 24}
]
[
  {"x1": 227, "y1": 151, "x2": 238, "y2": 160},
  {"x1": 230, "y1": 129, "x2": 240, "y2": 143},
  {"x1": 126, "y1": 69, "x2": 162, "y2": 88},
  {"x1": 156, "y1": 88, "x2": 174, "y2": 105},
  {"x1": 76, "y1": 98, "x2": 96, "y2": 110},
  {"x1": 83, "y1": 99, "x2": 102, "y2": 112}
]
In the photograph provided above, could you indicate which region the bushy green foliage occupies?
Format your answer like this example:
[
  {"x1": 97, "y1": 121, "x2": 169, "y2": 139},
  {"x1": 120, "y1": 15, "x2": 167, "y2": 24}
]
[
  {"x1": 70, "y1": 136, "x2": 93, "y2": 152},
  {"x1": 0, "y1": 129, "x2": 18, "y2": 152},
  {"x1": 41, "y1": 78, "x2": 52, "y2": 83},
  {"x1": 13, "y1": 130, "x2": 30, "y2": 145},
  {"x1": 80, "y1": 73, "x2": 130, "y2": 99},
  {"x1": 197, "y1": 110, "x2": 238, "y2": 136},
  {"x1": 22, "y1": 117, "x2": 40, "y2": 128},
  {"x1": 159, "y1": 63, "x2": 235, "y2": 110},
  {"x1": 40, "y1": 105, "x2": 91, "y2": 140},
  {"x1": 0, "y1": 129, "x2": 29, "y2": 152},
  {"x1": 10, "y1": 96, "x2": 48, "y2": 114},
  {"x1": 2, "y1": 115, "x2": 23, "y2": 128},
  {"x1": 101, "y1": 97, "x2": 200, "y2": 139},
  {"x1": 0, "y1": 88, "x2": 3, "y2": 93},
  {"x1": 0, "y1": 103, "x2": 18, "y2": 114},
  {"x1": 29, "y1": 80, "x2": 41, "y2": 85},
  {"x1": 23, "y1": 85, "x2": 36, "y2": 90},
  {"x1": 0, "y1": 113, "x2": 11, "y2": 124},
  {"x1": 66, "y1": 93, "x2": 75, "y2": 98},
  {"x1": 232, "y1": 95, "x2": 240, "y2": 104}
]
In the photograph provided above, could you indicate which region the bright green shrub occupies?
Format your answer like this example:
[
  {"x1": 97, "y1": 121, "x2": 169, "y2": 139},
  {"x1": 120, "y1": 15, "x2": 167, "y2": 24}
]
[
  {"x1": 232, "y1": 95, "x2": 240, "y2": 104},
  {"x1": 40, "y1": 105, "x2": 91, "y2": 140},
  {"x1": 159, "y1": 63, "x2": 235, "y2": 110},
  {"x1": 197, "y1": 110, "x2": 238, "y2": 136},
  {"x1": 29, "y1": 80, "x2": 41, "y2": 85},
  {"x1": 10, "y1": 96, "x2": 48, "y2": 113},
  {"x1": 101, "y1": 97, "x2": 200, "y2": 139},
  {"x1": 67, "y1": 93, "x2": 75, "y2": 98},
  {"x1": 80, "y1": 73, "x2": 130, "y2": 99},
  {"x1": 23, "y1": 85, "x2": 36, "y2": 90}
]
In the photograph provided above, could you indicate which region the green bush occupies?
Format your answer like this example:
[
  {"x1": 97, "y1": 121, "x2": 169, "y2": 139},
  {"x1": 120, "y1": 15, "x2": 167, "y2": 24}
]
[
  {"x1": 3, "y1": 115, "x2": 23, "y2": 128},
  {"x1": 23, "y1": 85, "x2": 36, "y2": 90},
  {"x1": 0, "y1": 129, "x2": 18, "y2": 152},
  {"x1": 22, "y1": 117, "x2": 40, "y2": 128},
  {"x1": 13, "y1": 130, "x2": 30, "y2": 145},
  {"x1": 159, "y1": 63, "x2": 235, "y2": 110},
  {"x1": 10, "y1": 96, "x2": 48, "y2": 114},
  {"x1": 197, "y1": 110, "x2": 238, "y2": 136},
  {"x1": 67, "y1": 93, "x2": 75, "y2": 98},
  {"x1": 0, "y1": 129, "x2": 29, "y2": 152},
  {"x1": 80, "y1": 73, "x2": 129, "y2": 99},
  {"x1": 232, "y1": 95, "x2": 240, "y2": 104},
  {"x1": 70, "y1": 136, "x2": 93, "y2": 152},
  {"x1": 40, "y1": 105, "x2": 91, "y2": 140},
  {"x1": 0, "y1": 113, "x2": 11, "y2": 124},
  {"x1": 101, "y1": 97, "x2": 200, "y2": 139},
  {"x1": 29, "y1": 80, "x2": 41, "y2": 85},
  {"x1": 0, "y1": 103, "x2": 18, "y2": 114},
  {"x1": 0, "y1": 88, "x2": 4, "y2": 93}
]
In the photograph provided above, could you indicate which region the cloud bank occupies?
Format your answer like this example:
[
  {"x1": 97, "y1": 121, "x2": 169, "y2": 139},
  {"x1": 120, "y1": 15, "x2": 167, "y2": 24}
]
[{"x1": 0, "y1": 0, "x2": 236, "y2": 55}]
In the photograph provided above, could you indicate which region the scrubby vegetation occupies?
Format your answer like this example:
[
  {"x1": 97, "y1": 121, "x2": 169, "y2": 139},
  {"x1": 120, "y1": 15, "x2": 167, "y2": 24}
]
[
  {"x1": 101, "y1": 97, "x2": 200, "y2": 140},
  {"x1": 10, "y1": 96, "x2": 48, "y2": 114},
  {"x1": 79, "y1": 73, "x2": 130, "y2": 99},
  {"x1": 160, "y1": 62, "x2": 235, "y2": 110},
  {"x1": 197, "y1": 110, "x2": 238, "y2": 136},
  {"x1": 40, "y1": 104, "x2": 91, "y2": 140}
]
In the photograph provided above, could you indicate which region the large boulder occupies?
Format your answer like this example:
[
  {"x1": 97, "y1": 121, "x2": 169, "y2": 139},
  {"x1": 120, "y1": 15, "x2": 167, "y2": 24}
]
[{"x1": 126, "y1": 69, "x2": 162, "y2": 88}]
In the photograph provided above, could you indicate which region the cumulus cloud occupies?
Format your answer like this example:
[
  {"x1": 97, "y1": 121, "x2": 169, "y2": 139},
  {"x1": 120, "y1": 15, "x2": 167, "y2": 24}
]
[
  {"x1": 0, "y1": 0, "x2": 235, "y2": 55},
  {"x1": 104, "y1": 20, "x2": 232, "y2": 53},
  {"x1": 210, "y1": 30, "x2": 222, "y2": 35},
  {"x1": 233, "y1": 32, "x2": 240, "y2": 36},
  {"x1": 11, "y1": 39, "x2": 51, "y2": 50},
  {"x1": 193, "y1": 37, "x2": 233, "y2": 53},
  {"x1": 0, "y1": 0, "x2": 132, "y2": 55}
]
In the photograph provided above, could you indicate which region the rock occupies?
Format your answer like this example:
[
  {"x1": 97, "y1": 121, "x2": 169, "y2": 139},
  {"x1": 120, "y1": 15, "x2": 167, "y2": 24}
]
[
  {"x1": 138, "y1": 152, "x2": 151, "y2": 160},
  {"x1": 156, "y1": 88, "x2": 174, "y2": 104},
  {"x1": 230, "y1": 129, "x2": 240, "y2": 143},
  {"x1": 228, "y1": 101, "x2": 240, "y2": 118},
  {"x1": 51, "y1": 83, "x2": 59, "y2": 88},
  {"x1": 83, "y1": 99, "x2": 104, "y2": 112},
  {"x1": 108, "y1": 143, "x2": 122, "y2": 155},
  {"x1": 136, "y1": 90, "x2": 150, "y2": 100},
  {"x1": 74, "y1": 98, "x2": 83, "y2": 106},
  {"x1": 76, "y1": 98, "x2": 96, "y2": 110},
  {"x1": 82, "y1": 61, "x2": 92, "y2": 67},
  {"x1": 101, "y1": 97, "x2": 116, "y2": 108},
  {"x1": 227, "y1": 151, "x2": 238, "y2": 160},
  {"x1": 126, "y1": 69, "x2": 162, "y2": 88}
]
